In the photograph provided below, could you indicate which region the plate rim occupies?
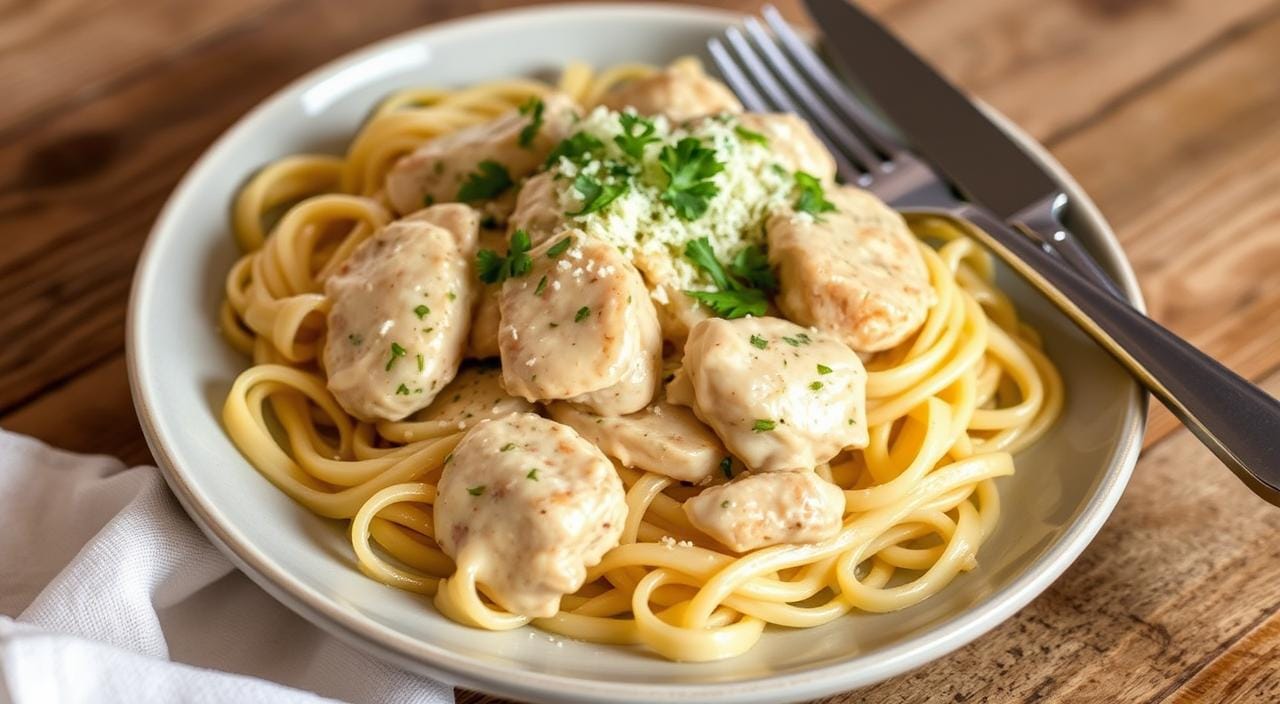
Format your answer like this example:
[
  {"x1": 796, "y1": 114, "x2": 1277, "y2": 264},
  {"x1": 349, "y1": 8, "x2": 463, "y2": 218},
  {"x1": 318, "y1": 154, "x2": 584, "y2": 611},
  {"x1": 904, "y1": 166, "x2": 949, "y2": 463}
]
[{"x1": 126, "y1": 4, "x2": 1148, "y2": 702}]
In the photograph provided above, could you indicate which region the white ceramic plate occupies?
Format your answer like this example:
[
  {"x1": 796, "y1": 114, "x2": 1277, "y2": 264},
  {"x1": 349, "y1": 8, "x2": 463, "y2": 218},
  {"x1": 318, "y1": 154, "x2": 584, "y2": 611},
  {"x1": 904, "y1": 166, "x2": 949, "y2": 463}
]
[{"x1": 127, "y1": 4, "x2": 1147, "y2": 702}]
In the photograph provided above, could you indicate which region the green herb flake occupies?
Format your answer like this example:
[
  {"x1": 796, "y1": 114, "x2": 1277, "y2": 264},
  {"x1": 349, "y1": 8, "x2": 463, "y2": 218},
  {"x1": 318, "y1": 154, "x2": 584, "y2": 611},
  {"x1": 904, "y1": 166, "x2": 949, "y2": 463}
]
[
  {"x1": 720, "y1": 500, "x2": 731, "y2": 509},
  {"x1": 817, "y1": 363, "x2": 833, "y2": 375},
  {"x1": 457, "y1": 160, "x2": 513, "y2": 202},
  {"x1": 720, "y1": 456, "x2": 733, "y2": 480},
  {"x1": 685, "y1": 289, "x2": 767, "y2": 319},
  {"x1": 546, "y1": 236, "x2": 573, "y2": 258},
  {"x1": 416, "y1": 353, "x2": 425, "y2": 372},
  {"x1": 793, "y1": 171, "x2": 837, "y2": 217},
  {"x1": 517, "y1": 97, "x2": 545, "y2": 148},
  {"x1": 348, "y1": 333, "x2": 363, "y2": 346},
  {"x1": 809, "y1": 381, "x2": 823, "y2": 391},
  {"x1": 615, "y1": 112, "x2": 659, "y2": 159},
  {"x1": 545, "y1": 131, "x2": 604, "y2": 168},
  {"x1": 467, "y1": 485, "x2": 486, "y2": 497},
  {"x1": 501, "y1": 443, "x2": 517, "y2": 452},
  {"x1": 782, "y1": 336, "x2": 802, "y2": 347},
  {"x1": 734, "y1": 125, "x2": 769, "y2": 145},
  {"x1": 658, "y1": 137, "x2": 724, "y2": 220},
  {"x1": 750, "y1": 335, "x2": 768, "y2": 350},
  {"x1": 475, "y1": 230, "x2": 533, "y2": 284},
  {"x1": 422, "y1": 194, "x2": 435, "y2": 207},
  {"x1": 385, "y1": 342, "x2": 407, "y2": 371},
  {"x1": 730, "y1": 245, "x2": 777, "y2": 292},
  {"x1": 574, "y1": 306, "x2": 590, "y2": 323},
  {"x1": 526, "y1": 468, "x2": 539, "y2": 481},
  {"x1": 395, "y1": 383, "x2": 410, "y2": 395},
  {"x1": 414, "y1": 304, "x2": 430, "y2": 319},
  {"x1": 568, "y1": 173, "x2": 628, "y2": 216},
  {"x1": 534, "y1": 275, "x2": 548, "y2": 295},
  {"x1": 752, "y1": 419, "x2": 776, "y2": 432}
]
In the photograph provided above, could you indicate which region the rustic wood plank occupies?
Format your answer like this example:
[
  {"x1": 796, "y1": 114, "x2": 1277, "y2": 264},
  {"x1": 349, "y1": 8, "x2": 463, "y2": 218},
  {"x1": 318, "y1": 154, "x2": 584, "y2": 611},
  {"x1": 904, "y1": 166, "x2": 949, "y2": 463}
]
[
  {"x1": 831, "y1": 369, "x2": 1280, "y2": 704},
  {"x1": 1050, "y1": 10, "x2": 1280, "y2": 445},
  {"x1": 1166, "y1": 613, "x2": 1280, "y2": 703}
]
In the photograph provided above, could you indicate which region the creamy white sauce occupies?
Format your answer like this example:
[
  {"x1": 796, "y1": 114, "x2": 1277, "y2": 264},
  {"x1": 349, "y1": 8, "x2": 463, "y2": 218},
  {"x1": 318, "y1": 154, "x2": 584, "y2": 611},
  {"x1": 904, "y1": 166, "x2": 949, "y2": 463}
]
[{"x1": 685, "y1": 470, "x2": 845, "y2": 552}]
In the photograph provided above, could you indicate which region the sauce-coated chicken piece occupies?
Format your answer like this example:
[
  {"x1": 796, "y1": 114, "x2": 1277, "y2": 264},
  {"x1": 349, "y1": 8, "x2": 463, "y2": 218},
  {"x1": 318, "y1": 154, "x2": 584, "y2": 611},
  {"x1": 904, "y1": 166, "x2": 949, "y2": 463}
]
[
  {"x1": 668, "y1": 316, "x2": 868, "y2": 472},
  {"x1": 323, "y1": 204, "x2": 479, "y2": 422},
  {"x1": 407, "y1": 365, "x2": 535, "y2": 429},
  {"x1": 433, "y1": 413, "x2": 627, "y2": 617},
  {"x1": 685, "y1": 470, "x2": 845, "y2": 552},
  {"x1": 599, "y1": 63, "x2": 743, "y2": 123},
  {"x1": 767, "y1": 186, "x2": 933, "y2": 353},
  {"x1": 385, "y1": 92, "x2": 579, "y2": 217},
  {"x1": 465, "y1": 228, "x2": 507, "y2": 359},
  {"x1": 506, "y1": 171, "x2": 565, "y2": 247},
  {"x1": 548, "y1": 400, "x2": 726, "y2": 484},
  {"x1": 499, "y1": 234, "x2": 662, "y2": 415},
  {"x1": 735, "y1": 113, "x2": 837, "y2": 182}
]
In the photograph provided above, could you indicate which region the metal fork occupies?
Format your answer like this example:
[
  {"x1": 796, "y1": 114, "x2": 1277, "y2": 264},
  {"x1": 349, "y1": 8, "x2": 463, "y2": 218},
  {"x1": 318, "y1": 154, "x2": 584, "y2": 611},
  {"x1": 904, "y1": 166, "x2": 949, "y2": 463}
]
[{"x1": 707, "y1": 11, "x2": 1280, "y2": 505}]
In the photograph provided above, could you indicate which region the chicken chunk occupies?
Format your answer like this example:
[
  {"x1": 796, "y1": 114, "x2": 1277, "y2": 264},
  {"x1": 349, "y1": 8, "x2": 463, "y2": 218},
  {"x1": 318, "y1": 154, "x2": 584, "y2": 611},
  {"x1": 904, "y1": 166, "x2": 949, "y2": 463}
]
[
  {"x1": 384, "y1": 92, "x2": 579, "y2": 216},
  {"x1": 685, "y1": 470, "x2": 845, "y2": 552},
  {"x1": 405, "y1": 365, "x2": 535, "y2": 429},
  {"x1": 323, "y1": 205, "x2": 479, "y2": 422},
  {"x1": 499, "y1": 233, "x2": 662, "y2": 415},
  {"x1": 767, "y1": 186, "x2": 933, "y2": 353},
  {"x1": 668, "y1": 316, "x2": 868, "y2": 472},
  {"x1": 735, "y1": 113, "x2": 836, "y2": 182},
  {"x1": 548, "y1": 400, "x2": 725, "y2": 484},
  {"x1": 599, "y1": 63, "x2": 742, "y2": 123},
  {"x1": 465, "y1": 228, "x2": 507, "y2": 359},
  {"x1": 433, "y1": 413, "x2": 627, "y2": 617},
  {"x1": 507, "y1": 171, "x2": 566, "y2": 247}
]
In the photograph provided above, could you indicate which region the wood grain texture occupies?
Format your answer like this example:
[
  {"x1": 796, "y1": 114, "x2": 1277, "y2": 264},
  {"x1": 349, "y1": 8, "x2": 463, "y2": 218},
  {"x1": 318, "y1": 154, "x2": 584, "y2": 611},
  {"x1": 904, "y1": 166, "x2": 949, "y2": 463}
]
[{"x1": 1, "y1": 0, "x2": 1279, "y2": 702}]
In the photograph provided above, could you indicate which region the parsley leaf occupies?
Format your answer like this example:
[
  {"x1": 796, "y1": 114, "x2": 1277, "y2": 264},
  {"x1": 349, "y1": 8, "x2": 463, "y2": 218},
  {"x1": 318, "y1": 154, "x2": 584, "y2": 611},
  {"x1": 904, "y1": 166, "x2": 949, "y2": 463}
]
[
  {"x1": 457, "y1": 160, "x2": 512, "y2": 202},
  {"x1": 734, "y1": 125, "x2": 769, "y2": 145},
  {"x1": 793, "y1": 171, "x2": 837, "y2": 217},
  {"x1": 615, "y1": 112, "x2": 659, "y2": 159},
  {"x1": 545, "y1": 132, "x2": 603, "y2": 168},
  {"x1": 568, "y1": 173, "x2": 628, "y2": 216},
  {"x1": 413, "y1": 304, "x2": 430, "y2": 319},
  {"x1": 526, "y1": 468, "x2": 539, "y2": 481},
  {"x1": 730, "y1": 245, "x2": 777, "y2": 292},
  {"x1": 474, "y1": 229, "x2": 533, "y2": 284},
  {"x1": 574, "y1": 306, "x2": 591, "y2": 323},
  {"x1": 385, "y1": 342, "x2": 407, "y2": 371},
  {"x1": 750, "y1": 335, "x2": 768, "y2": 350},
  {"x1": 534, "y1": 275, "x2": 548, "y2": 295},
  {"x1": 546, "y1": 236, "x2": 573, "y2": 257},
  {"x1": 809, "y1": 381, "x2": 823, "y2": 391},
  {"x1": 467, "y1": 485, "x2": 486, "y2": 497},
  {"x1": 686, "y1": 289, "x2": 768, "y2": 318},
  {"x1": 658, "y1": 137, "x2": 724, "y2": 220},
  {"x1": 817, "y1": 363, "x2": 833, "y2": 375},
  {"x1": 752, "y1": 419, "x2": 776, "y2": 432},
  {"x1": 683, "y1": 237, "x2": 734, "y2": 290},
  {"x1": 517, "y1": 97, "x2": 544, "y2": 148}
]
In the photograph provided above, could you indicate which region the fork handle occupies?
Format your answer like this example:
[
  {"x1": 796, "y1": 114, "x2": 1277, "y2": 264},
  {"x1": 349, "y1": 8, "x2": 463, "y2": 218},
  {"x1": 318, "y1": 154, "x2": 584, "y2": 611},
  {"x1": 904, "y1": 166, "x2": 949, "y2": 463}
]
[{"x1": 949, "y1": 204, "x2": 1280, "y2": 505}]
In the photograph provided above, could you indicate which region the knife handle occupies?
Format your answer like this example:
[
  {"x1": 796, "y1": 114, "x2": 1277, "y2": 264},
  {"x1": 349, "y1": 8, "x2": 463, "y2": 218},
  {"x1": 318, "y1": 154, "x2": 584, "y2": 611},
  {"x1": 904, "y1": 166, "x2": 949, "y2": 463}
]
[{"x1": 952, "y1": 204, "x2": 1280, "y2": 505}]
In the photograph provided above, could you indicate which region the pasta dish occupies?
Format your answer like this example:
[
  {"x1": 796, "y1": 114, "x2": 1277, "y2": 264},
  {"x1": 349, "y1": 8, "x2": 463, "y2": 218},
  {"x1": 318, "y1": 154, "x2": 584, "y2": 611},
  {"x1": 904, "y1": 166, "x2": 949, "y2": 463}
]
[{"x1": 219, "y1": 58, "x2": 1062, "y2": 662}]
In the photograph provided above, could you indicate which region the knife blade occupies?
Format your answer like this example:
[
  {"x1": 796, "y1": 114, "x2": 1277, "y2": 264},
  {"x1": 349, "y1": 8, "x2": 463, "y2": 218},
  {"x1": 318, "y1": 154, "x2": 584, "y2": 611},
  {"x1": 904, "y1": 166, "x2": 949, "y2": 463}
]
[{"x1": 801, "y1": 0, "x2": 1121, "y2": 292}]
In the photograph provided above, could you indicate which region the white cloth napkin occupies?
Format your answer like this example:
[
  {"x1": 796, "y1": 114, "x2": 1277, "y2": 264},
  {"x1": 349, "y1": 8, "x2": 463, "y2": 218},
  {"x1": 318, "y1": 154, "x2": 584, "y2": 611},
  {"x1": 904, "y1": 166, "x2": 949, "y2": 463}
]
[{"x1": 0, "y1": 430, "x2": 453, "y2": 704}]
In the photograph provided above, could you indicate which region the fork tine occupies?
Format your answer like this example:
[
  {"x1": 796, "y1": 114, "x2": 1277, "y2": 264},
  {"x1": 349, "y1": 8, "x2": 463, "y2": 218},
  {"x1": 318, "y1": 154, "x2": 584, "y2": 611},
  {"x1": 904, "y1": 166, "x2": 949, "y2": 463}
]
[
  {"x1": 761, "y1": 5, "x2": 903, "y2": 158},
  {"x1": 707, "y1": 38, "x2": 770, "y2": 113},
  {"x1": 719, "y1": 27, "x2": 869, "y2": 180},
  {"x1": 740, "y1": 17, "x2": 885, "y2": 176}
]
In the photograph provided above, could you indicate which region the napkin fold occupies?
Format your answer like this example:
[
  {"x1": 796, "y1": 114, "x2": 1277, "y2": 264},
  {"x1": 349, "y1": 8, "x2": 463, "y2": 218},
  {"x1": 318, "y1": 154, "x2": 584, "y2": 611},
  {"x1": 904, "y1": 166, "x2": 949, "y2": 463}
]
[{"x1": 0, "y1": 430, "x2": 452, "y2": 704}]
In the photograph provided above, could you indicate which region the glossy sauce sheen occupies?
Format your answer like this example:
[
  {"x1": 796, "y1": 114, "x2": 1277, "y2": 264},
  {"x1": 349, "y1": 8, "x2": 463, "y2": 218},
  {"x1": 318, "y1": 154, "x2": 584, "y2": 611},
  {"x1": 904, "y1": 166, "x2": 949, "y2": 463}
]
[
  {"x1": 385, "y1": 92, "x2": 579, "y2": 217},
  {"x1": 548, "y1": 400, "x2": 726, "y2": 484},
  {"x1": 323, "y1": 205, "x2": 479, "y2": 421},
  {"x1": 685, "y1": 470, "x2": 846, "y2": 552},
  {"x1": 768, "y1": 186, "x2": 933, "y2": 353},
  {"x1": 433, "y1": 413, "x2": 626, "y2": 617},
  {"x1": 669, "y1": 316, "x2": 869, "y2": 472},
  {"x1": 499, "y1": 234, "x2": 661, "y2": 415}
]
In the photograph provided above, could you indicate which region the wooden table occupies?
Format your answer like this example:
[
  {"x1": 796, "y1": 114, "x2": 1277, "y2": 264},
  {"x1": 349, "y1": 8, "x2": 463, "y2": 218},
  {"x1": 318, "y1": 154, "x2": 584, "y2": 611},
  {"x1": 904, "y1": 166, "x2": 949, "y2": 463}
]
[{"x1": 4, "y1": 0, "x2": 1279, "y2": 701}]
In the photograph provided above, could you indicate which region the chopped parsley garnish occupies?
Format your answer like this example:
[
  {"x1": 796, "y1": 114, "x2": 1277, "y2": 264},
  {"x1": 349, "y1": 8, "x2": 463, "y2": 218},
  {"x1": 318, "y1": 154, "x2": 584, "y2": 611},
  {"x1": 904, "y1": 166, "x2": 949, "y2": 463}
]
[
  {"x1": 817, "y1": 363, "x2": 833, "y2": 375},
  {"x1": 809, "y1": 381, "x2": 823, "y2": 391},
  {"x1": 545, "y1": 132, "x2": 603, "y2": 168},
  {"x1": 752, "y1": 419, "x2": 776, "y2": 432},
  {"x1": 385, "y1": 342, "x2": 407, "y2": 371},
  {"x1": 467, "y1": 485, "x2": 486, "y2": 497},
  {"x1": 457, "y1": 160, "x2": 513, "y2": 202},
  {"x1": 782, "y1": 336, "x2": 802, "y2": 347},
  {"x1": 517, "y1": 97, "x2": 544, "y2": 148},
  {"x1": 414, "y1": 304, "x2": 430, "y2": 319},
  {"x1": 501, "y1": 443, "x2": 517, "y2": 452},
  {"x1": 750, "y1": 335, "x2": 768, "y2": 350},
  {"x1": 681, "y1": 237, "x2": 769, "y2": 319},
  {"x1": 720, "y1": 500, "x2": 731, "y2": 509},
  {"x1": 546, "y1": 236, "x2": 573, "y2": 258},
  {"x1": 720, "y1": 456, "x2": 733, "y2": 480},
  {"x1": 534, "y1": 275, "x2": 548, "y2": 295},
  {"x1": 348, "y1": 333, "x2": 363, "y2": 346},
  {"x1": 447, "y1": 291, "x2": 457, "y2": 301},
  {"x1": 416, "y1": 353, "x2": 425, "y2": 372},
  {"x1": 475, "y1": 229, "x2": 533, "y2": 284},
  {"x1": 793, "y1": 171, "x2": 837, "y2": 217},
  {"x1": 574, "y1": 306, "x2": 591, "y2": 323},
  {"x1": 615, "y1": 112, "x2": 659, "y2": 159},
  {"x1": 568, "y1": 173, "x2": 628, "y2": 216},
  {"x1": 395, "y1": 383, "x2": 410, "y2": 395},
  {"x1": 730, "y1": 245, "x2": 777, "y2": 292},
  {"x1": 658, "y1": 137, "x2": 724, "y2": 220},
  {"x1": 734, "y1": 125, "x2": 769, "y2": 145},
  {"x1": 526, "y1": 468, "x2": 539, "y2": 481}
]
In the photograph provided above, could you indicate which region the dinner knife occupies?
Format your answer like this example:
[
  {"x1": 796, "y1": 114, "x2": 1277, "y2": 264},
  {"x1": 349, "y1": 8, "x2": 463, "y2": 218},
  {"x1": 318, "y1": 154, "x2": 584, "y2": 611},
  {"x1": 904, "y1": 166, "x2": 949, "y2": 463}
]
[{"x1": 802, "y1": 0, "x2": 1124, "y2": 297}]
